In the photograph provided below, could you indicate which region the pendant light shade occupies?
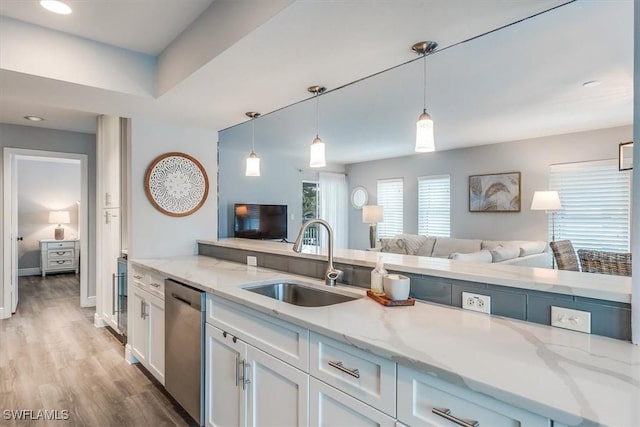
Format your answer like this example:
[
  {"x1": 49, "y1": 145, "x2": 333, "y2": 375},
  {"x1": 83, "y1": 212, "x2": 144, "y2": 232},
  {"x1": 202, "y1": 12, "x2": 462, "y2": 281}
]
[
  {"x1": 308, "y1": 85, "x2": 327, "y2": 168},
  {"x1": 309, "y1": 136, "x2": 326, "y2": 168},
  {"x1": 244, "y1": 112, "x2": 261, "y2": 177},
  {"x1": 412, "y1": 41, "x2": 437, "y2": 153}
]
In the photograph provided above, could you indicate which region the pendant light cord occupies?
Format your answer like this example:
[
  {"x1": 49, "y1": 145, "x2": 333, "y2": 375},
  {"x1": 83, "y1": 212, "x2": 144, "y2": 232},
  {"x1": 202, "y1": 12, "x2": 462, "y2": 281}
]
[
  {"x1": 422, "y1": 52, "x2": 427, "y2": 113},
  {"x1": 251, "y1": 116, "x2": 255, "y2": 152},
  {"x1": 315, "y1": 93, "x2": 319, "y2": 138}
]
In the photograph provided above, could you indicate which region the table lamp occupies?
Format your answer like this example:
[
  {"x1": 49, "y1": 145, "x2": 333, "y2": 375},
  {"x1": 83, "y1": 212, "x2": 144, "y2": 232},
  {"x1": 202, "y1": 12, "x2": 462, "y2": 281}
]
[
  {"x1": 49, "y1": 210, "x2": 70, "y2": 240},
  {"x1": 362, "y1": 205, "x2": 383, "y2": 248}
]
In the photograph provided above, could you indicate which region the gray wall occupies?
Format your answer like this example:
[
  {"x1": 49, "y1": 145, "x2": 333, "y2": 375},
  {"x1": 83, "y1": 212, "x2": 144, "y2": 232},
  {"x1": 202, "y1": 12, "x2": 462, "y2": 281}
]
[
  {"x1": 346, "y1": 125, "x2": 633, "y2": 250},
  {"x1": 17, "y1": 158, "x2": 81, "y2": 271},
  {"x1": 129, "y1": 118, "x2": 218, "y2": 258},
  {"x1": 0, "y1": 123, "x2": 96, "y2": 299},
  {"x1": 218, "y1": 123, "x2": 345, "y2": 242},
  {"x1": 631, "y1": 1, "x2": 639, "y2": 345}
]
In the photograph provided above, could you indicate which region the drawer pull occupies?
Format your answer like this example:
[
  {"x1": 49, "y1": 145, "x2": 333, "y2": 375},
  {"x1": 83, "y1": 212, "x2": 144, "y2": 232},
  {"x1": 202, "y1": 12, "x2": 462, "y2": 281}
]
[
  {"x1": 133, "y1": 275, "x2": 143, "y2": 280},
  {"x1": 150, "y1": 282, "x2": 160, "y2": 288},
  {"x1": 328, "y1": 360, "x2": 360, "y2": 378},
  {"x1": 432, "y1": 407, "x2": 479, "y2": 427},
  {"x1": 56, "y1": 260, "x2": 66, "y2": 264},
  {"x1": 56, "y1": 251, "x2": 66, "y2": 255}
]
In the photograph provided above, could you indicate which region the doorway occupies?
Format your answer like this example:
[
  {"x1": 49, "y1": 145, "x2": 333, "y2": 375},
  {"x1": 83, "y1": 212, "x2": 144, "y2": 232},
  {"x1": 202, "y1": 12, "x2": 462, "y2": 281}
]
[{"x1": 2, "y1": 148, "x2": 90, "y2": 319}]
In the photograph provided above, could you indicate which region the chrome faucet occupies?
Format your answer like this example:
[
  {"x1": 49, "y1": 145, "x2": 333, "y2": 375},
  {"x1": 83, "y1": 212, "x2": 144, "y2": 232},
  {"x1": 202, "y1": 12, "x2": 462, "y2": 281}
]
[{"x1": 293, "y1": 219, "x2": 343, "y2": 286}]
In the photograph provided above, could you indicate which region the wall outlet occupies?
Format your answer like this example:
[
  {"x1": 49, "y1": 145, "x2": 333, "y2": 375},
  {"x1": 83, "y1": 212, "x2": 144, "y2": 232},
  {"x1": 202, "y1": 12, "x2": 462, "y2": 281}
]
[
  {"x1": 551, "y1": 306, "x2": 591, "y2": 333},
  {"x1": 246, "y1": 255, "x2": 257, "y2": 267},
  {"x1": 462, "y1": 292, "x2": 491, "y2": 314}
]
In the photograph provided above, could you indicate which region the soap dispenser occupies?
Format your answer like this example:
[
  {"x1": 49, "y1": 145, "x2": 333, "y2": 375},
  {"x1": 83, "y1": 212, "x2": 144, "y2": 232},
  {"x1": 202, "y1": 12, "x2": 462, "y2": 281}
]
[{"x1": 370, "y1": 255, "x2": 387, "y2": 295}]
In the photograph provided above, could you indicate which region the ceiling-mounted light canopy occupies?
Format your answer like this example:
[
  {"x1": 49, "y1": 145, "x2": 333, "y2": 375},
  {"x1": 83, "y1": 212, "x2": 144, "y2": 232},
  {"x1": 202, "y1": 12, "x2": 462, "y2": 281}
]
[
  {"x1": 308, "y1": 85, "x2": 326, "y2": 168},
  {"x1": 245, "y1": 112, "x2": 261, "y2": 177},
  {"x1": 412, "y1": 41, "x2": 438, "y2": 153},
  {"x1": 40, "y1": 0, "x2": 72, "y2": 15},
  {"x1": 24, "y1": 115, "x2": 44, "y2": 122}
]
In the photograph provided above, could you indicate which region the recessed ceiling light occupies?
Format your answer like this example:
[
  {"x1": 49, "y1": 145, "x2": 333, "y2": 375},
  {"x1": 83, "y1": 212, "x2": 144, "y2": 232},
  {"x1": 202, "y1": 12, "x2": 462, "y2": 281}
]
[
  {"x1": 582, "y1": 80, "x2": 601, "y2": 88},
  {"x1": 24, "y1": 116, "x2": 45, "y2": 122},
  {"x1": 40, "y1": 1, "x2": 72, "y2": 15}
]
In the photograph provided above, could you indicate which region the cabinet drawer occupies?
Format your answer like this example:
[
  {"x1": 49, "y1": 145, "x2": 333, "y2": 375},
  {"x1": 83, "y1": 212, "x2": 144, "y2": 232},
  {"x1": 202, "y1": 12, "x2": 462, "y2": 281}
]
[
  {"x1": 45, "y1": 241, "x2": 75, "y2": 249},
  {"x1": 48, "y1": 259, "x2": 73, "y2": 268},
  {"x1": 309, "y1": 332, "x2": 396, "y2": 417},
  {"x1": 206, "y1": 295, "x2": 309, "y2": 371},
  {"x1": 397, "y1": 365, "x2": 550, "y2": 427},
  {"x1": 147, "y1": 273, "x2": 165, "y2": 298},
  {"x1": 47, "y1": 249, "x2": 74, "y2": 260},
  {"x1": 129, "y1": 265, "x2": 147, "y2": 290}
]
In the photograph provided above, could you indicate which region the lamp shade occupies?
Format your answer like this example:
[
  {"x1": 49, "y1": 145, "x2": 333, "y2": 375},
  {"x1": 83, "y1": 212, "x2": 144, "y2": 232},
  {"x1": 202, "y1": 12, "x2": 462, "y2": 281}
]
[
  {"x1": 49, "y1": 210, "x2": 70, "y2": 224},
  {"x1": 362, "y1": 205, "x2": 384, "y2": 224},
  {"x1": 530, "y1": 191, "x2": 562, "y2": 211},
  {"x1": 309, "y1": 136, "x2": 326, "y2": 168},
  {"x1": 245, "y1": 151, "x2": 260, "y2": 177},
  {"x1": 415, "y1": 111, "x2": 435, "y2": 152}
]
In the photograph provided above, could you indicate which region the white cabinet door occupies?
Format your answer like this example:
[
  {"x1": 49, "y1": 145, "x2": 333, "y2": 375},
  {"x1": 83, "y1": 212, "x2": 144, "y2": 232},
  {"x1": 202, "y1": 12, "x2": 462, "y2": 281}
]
[
  {"x1": 246, "y1": 345, "x2": 309, "y2": 427},
  {"x1": 397, "y1": 365, "x2": 550, "y2": 427},
  {"x1": 309, "y1": 377, "x2": 396, "y2": 427},
  {"x1": 99, "y1": 208, "x2": 120, "y2": 329},
  {"x1": 130, "y1": 285, "x2": 149, "y2": 365},
  {"x1": 205, "y1": 324, "x2": 247, "y2": 427},
  {"x1": 146, "y1": 291, "x2": 165, "y2": 385},
  {"x1": 99, "y1": 115, "x2": 120, "y2": 208}
]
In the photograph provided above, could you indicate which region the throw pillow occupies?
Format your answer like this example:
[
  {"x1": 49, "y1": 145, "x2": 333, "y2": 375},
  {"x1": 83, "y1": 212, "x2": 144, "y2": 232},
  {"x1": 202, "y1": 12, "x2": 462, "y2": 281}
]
[
  {"x1": 519, "y1": 241, "x2": 547, "y2": 257},
  {"x1": 415, "y1": 237, "x2": 437, "y2": 256},
  {"x1": 449, "y1": 250, "x2": 492, "y2": 263},
  {"x1": 380, "y1": 238, "x2": 408, "y2": 254},
  {"x1": 393, "y1": 234, "x2": 428, "y2": 255},
  {"x1": 490, "y1": 245, "x2": 520, "y2": 262}
]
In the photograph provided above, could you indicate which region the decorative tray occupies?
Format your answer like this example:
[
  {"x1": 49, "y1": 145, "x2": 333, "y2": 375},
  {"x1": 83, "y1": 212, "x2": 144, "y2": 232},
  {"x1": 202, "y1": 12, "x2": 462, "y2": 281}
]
[{"x1": 366, "y1": 290, "x2": 415, "y2": 306}]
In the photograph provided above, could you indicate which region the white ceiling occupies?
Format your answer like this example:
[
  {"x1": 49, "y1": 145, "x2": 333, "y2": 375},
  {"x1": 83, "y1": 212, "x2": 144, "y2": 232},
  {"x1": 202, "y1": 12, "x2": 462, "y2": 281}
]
[{"x1": 0, "y1": 0, "x2": 634, "y2": 164}]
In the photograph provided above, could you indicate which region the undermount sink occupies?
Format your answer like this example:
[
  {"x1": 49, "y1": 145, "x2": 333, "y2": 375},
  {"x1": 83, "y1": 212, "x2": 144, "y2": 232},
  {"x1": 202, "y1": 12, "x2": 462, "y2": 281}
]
[{"x1": 244, "y1": 281, "x2": 360, "y2": 307}]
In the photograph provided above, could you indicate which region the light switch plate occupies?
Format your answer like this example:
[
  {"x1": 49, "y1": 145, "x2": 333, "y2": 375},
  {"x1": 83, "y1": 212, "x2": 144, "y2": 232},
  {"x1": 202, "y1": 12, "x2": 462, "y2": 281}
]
[
  {"x1": 462, "y1": 292, "x2": 491, "y2": 314},
  {"x1": 246, "y1": 256, "x2": 257, "y2": 266},
  {"x1": 551, "y1": 306, "x2": 591, "y2": 333}
]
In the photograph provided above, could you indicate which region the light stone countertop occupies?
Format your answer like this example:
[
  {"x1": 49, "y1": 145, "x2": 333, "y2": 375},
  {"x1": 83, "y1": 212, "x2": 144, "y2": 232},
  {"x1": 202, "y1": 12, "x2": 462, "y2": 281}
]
[
  {"x1": 131, "y1": 254, "x2": 640, "y2": 427},
  {"x1": 199, "y1": 238, "x2": 632, "y2": 303}
]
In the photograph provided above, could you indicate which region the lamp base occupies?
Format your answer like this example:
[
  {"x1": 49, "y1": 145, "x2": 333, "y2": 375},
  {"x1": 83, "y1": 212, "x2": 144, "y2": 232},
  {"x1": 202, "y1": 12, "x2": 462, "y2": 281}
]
[
  {"x1": 369, "y1": 224, "x2": 377, "y2": 248},
  {"x1": 54, "y1": 227, "x2": 64, "y2": 240}
]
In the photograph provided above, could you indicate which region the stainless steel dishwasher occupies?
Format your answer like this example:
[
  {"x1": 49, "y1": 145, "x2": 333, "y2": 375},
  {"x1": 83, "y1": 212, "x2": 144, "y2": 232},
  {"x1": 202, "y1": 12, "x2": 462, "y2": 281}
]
[{"x1": 165, "y1": 279, "x2": 204, "y2": 426}]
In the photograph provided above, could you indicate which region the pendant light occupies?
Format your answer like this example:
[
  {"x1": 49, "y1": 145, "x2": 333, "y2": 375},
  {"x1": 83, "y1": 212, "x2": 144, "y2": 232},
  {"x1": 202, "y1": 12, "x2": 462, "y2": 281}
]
[
  {"x1": 412, "y1": 41, "x2": 438, "y2": 153},
  {"x1": 308, "y1": 85, "x2": 326, "y2": 168},
  {"x1": 245, "y1": 112, "x2": 261, "y2": 177}
]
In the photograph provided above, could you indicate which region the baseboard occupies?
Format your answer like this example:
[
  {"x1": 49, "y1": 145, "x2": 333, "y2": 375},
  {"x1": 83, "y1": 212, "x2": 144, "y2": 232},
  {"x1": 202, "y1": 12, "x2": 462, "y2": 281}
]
[
  {"x1": 81, "y1": 295, "x2": 96, "y2": 308},
  {"x1": 0, "y1": 307, "x2": 9, "y2": 320},
  {"x1": 18, "y1": 268, "x2": 40, "y2": 277},
  {"x1": 94, "y1": 313, "x2": 106, "y2": 328}
]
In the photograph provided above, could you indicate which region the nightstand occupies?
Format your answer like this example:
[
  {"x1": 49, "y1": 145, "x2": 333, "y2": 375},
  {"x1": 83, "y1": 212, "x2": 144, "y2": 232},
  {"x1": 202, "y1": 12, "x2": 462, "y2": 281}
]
[{"x1": 39, "y1": 239, "x2": 80, "y2": 277}]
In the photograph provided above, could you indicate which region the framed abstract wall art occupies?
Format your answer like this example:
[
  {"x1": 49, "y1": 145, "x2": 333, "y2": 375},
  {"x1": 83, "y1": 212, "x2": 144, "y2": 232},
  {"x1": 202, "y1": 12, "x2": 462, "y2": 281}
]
[{"x1": 469, "y1": 171, "x2": 521, "y2": 212}]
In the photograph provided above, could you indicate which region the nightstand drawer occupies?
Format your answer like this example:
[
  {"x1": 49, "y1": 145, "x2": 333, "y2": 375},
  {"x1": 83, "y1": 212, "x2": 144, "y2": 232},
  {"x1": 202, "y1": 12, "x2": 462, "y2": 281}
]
[
  {"x1": 310, "y1": 331, "x2": 396, "y2": 417},
  {"x1": 47, "y1": 249, "x2": 74, "y2": 259},
  {"x1": 48, "y1": 259, "x2": 74, "y2": 268},
  {"x1": 45, "y1": 241, "x2": 75, "y2": 249}
]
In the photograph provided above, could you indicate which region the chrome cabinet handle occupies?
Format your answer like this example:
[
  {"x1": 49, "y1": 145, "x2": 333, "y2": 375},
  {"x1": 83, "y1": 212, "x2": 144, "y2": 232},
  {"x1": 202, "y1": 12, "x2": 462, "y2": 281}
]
[
  {"x1": 133, "y1": 274, "x2": 143, "y2": 280},
  {"x1": 56, "y1": 251, "x2": 65, "y2": 255},
  {"x1": 112, "y1": 273, "x2": 117, "y2": 315},
  {"x1": 328, "y1": 360, "x2": 360, "y2": 378},
  {"x1": 432, "y1": 407, "x2": 479, "y2": 427},
  {"x1": 242, "y1": 360, "x2": 251, "y2": 390},
  {"x1": 150, "y1": 282, "x2": 160, "y2": 288},
  {"x1": 56, "y1": 260, "x2": 65, "y2": 264},
  {"x1": 236, "y1": 356, "x2": 241, "y2": 387},
  {"x1": 140, "y1": 300, "x2": 148, "y2": 319}
]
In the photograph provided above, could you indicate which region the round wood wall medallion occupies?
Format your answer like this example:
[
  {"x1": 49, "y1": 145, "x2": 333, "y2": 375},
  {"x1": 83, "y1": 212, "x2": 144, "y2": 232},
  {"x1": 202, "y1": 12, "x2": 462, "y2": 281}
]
[{"x1": 144, "y1": 152, "x2": 209, "y2": 217}]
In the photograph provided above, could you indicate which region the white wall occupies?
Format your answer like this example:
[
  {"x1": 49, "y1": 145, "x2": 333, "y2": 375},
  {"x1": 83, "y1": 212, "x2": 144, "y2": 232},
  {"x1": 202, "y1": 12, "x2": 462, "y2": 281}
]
[
  {"x1": 129, "y1": 119, "x2": 217, "y2": 258},
  {"x1": 346, "y1": 125, "x2": 633, "y2": 250},
  {"x1": 17, "y1": 158, "x2": 81, "y2": 271},
  {"x1": 0, "y1": 124, "x2": 96, "y2": 307}
]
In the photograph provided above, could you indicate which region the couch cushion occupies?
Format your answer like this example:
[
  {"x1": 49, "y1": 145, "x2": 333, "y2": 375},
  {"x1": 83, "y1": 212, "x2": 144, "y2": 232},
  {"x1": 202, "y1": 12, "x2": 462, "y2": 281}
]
[
  {"x1": 519, "y1": 241, "x2": 547, "y2": 257},
  {"x1": 449, "y1": 250, "x2": 492, "y2": 263},
  {"x1": 481, "y1": 240, "x2": 525, "y2": 251},
  {"x1": 432, "y1": 238, "x2": 482, "y2": 258},
  {"x1": 415, "y1": 237, "x2": 437, "y2": 256},
  {"x1": 380, "y1": 238, "x2": 408, "y2": 254},
  {"x1": 393, "y1": 234, "x2": 428, "y2": 255},
  {"x1": 490, "y1": 245, "x2": 520, "y2": 262}
]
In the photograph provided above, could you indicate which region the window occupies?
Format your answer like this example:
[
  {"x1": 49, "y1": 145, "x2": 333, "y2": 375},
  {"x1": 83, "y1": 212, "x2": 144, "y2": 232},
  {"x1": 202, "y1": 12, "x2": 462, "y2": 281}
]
[
  {"x1": 418, "y1": 175, "x2": 450, "y2": 237},
  {"x1": 302, "y1": 181, "x2": 319, "y2": 245},
  {"x1": 549, "y1": 160, "x2": 631, "y2": 251},
  {"x1": 377, "y1": 178, "x2": 403, "y2": 238}
]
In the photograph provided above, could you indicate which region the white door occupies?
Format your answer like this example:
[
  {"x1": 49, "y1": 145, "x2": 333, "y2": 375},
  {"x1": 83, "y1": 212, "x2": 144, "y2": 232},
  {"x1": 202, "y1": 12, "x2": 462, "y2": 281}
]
[
  {"x1": 246, "y1": 345, "x2": 309, "y2": 427},
  {"x1": 100, "y1": 208, "x2": 120, "y2": 328},
  {"x1": 130, "y1": 286, "x2": 149, "y2": 364},
  {"x1": 205, "y1": 324, "x2": 247, "y2": 427},
  {"x1": 146, "y1": 292, "x2": 165, "y2": 385},
  {"x1": 309, "y1": 377, "x2": 396, "y2": 427},
  {"x1": 10, "y1": 153, "x2": 18, "y2": 313}
]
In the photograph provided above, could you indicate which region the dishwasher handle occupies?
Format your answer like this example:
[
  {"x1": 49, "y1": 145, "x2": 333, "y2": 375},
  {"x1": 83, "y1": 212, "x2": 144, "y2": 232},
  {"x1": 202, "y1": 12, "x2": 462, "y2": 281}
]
[
  {"x1": 165, "y1": 279, "x2": 203, "y2": 311},
  {"x1": 171, "y1": 293, "x2": 193, "y2": 306}
]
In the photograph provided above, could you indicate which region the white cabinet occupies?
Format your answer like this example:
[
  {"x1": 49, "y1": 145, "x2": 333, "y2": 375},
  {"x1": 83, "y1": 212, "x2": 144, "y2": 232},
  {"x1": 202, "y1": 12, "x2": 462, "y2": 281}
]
[
  {"x1": 128, "y1": 277, "x2": 165, "y2": 385},
  {"x1": 205, "y1": 324, "x2": 308, "y2": 427},
  {"x1": 309, "y1": 377, "x2": 396, "y2": 427},
  {"x1": 39, "y1": 239, "x2": 80, "y2": 276},
  {"x1": 99, "y1": 209, "x2": 120, "y2": 330},
  {"x1": 397, "y1": 365, "x2": 550, "y2": 427},
  {"x1": 98, "y1": 115, "x2": 121, "y2": 208}
]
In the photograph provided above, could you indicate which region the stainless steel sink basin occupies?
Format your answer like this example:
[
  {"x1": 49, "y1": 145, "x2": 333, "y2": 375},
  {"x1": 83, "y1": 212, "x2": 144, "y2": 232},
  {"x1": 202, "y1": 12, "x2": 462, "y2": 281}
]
[{"x1": 244, "y1": 282, "x2": 360, "y2": 307}]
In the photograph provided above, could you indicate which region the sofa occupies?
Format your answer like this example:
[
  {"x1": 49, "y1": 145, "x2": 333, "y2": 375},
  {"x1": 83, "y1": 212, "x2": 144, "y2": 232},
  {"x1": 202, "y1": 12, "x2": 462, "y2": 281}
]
[{"x1": 377, "y1": 234, "x2": 551, "y2": 268}]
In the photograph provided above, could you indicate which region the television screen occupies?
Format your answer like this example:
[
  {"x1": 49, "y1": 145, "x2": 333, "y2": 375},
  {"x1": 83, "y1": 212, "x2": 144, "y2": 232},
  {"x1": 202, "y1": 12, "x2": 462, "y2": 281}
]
[{"x1": 234, "y1": 204, "x2": 288, "y2": 240}]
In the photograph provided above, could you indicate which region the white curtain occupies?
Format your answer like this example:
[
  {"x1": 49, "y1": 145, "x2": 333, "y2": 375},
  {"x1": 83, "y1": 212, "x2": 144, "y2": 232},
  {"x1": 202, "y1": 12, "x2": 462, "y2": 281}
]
[{"x1": 319, "y1": 172, "x2": 348, "y2": 249}]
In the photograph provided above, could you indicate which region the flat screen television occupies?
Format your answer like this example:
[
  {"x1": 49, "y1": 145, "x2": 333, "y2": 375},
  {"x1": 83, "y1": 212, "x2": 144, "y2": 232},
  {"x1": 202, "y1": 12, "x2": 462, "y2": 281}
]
[{"x1": 234, "y1": 204, "x2": 288, "y2": 240}]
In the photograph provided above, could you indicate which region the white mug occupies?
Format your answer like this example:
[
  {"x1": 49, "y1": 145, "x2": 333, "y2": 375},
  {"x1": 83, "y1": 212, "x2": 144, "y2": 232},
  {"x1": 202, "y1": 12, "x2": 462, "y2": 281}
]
[{"x1": 383, "y1": 274, "x2": 410, "y2": 301}]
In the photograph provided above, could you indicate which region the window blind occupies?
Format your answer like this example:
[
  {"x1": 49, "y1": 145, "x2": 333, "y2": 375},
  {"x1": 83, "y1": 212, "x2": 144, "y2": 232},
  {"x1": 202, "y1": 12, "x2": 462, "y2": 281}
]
[
  {"x1": 377, "y1": 178, "x2": 403, "y2": 239},
  {"x1": 549, "y1": 160, "x2": 631, "y2": 252},
  {"x1": 418, "y1": 175, "x2": 450, "y2": 237}
]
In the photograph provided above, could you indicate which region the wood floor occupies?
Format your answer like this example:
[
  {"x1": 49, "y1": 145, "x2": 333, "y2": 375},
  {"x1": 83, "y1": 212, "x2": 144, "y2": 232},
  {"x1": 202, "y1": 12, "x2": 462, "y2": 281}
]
[{"x1": 0, "y1": 274, "x2": 191, "y2": 427}]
